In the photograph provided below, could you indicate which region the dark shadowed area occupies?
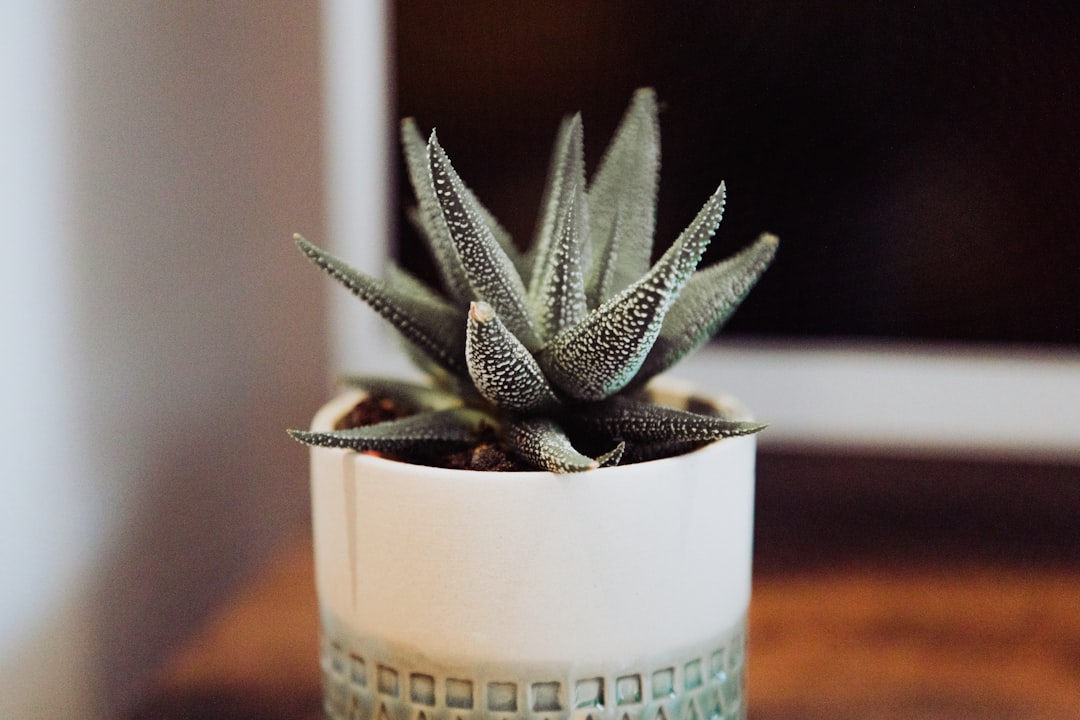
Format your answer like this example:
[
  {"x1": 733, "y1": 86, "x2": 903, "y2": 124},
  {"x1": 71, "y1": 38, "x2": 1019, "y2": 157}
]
[{"x1": 394, "y1": 1, "x2": 1079, "y2": 346}]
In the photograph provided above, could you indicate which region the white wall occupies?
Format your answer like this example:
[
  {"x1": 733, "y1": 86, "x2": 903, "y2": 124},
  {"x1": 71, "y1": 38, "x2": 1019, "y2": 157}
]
[{"x1": 0, "y1": 2, "x2": 344, "y2": 716}]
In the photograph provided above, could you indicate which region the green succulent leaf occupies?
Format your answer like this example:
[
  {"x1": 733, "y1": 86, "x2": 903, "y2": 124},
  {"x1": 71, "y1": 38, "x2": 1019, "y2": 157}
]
[
  {"x1": 632, "y1": 232, "x2": 779, "y2": 386},
  {"x1": 402, "y1": 119, "x2": 525, "y2": 300},
  {"x1": 465, "y1": 301, "x2": 560, "y2": 412},
  {"x1": 288, "y1": 407, "x2": 492, "y2": 455},
  {"x1": 586, "y1": 203, "x2": 624, "y2": 310},
  {"x1": 571, "y1": 395, "x2": 766, "y2": 444},
  {"x1": 294, "y1": 235, "x2": 467, "y2": 376},
  {"x1": 428, "y1": 131, "x2": 541, "y2": 350},
  {"x1": 504, "y1": 417, "x2": 623, "y2": 473},
  {"x1": 595, "y1": 440, "x2": 626, "y2": 468},
  {"x1": 383, "y1": 260, "x2": 460, "y2": 322},
  {"x1": 401, "y1": 119, "x2": 472, "y2": 304},
  {"x1": 527, "y1": 114, "x2": 589, "y2": 339},
  {"x1": 527, "y1": 114, "x2": 577, "y2": 272},
  {"x1": 586, "y1": 87, "x2": 661, "y2": 303},
  {"x1": 537, "y1": 183, "x2": 726, "y2": 401}
]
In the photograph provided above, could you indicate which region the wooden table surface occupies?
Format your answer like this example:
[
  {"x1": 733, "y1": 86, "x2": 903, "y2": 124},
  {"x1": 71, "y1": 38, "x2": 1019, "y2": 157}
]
[{"x1": 129, "y1": 451, "x2": 1080, "y2": 720}]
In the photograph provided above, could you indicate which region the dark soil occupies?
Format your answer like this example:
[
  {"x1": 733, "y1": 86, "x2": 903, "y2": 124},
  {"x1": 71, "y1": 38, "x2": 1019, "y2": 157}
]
[
  {"x1": 442, "y1": 442, "x2": 527, "y2": 472},
  {"x1": 333, "y1": 394, "x2": 411, "y2": 429}
]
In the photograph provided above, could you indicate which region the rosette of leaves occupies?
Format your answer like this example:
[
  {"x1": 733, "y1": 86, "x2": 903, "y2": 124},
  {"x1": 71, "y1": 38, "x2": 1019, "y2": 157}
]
[{"x1": 289, "y1": 89, "x2": 777, "y2": 473}]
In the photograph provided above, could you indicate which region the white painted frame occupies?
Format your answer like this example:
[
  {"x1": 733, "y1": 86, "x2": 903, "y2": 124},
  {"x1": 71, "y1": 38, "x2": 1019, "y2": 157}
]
[{"x1": 680, "y1": 340, "x2": 1080, "y2": 463}]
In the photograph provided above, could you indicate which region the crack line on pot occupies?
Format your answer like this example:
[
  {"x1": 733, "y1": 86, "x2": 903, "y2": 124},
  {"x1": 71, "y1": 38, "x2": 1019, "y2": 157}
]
[{"x1": 344, "y1": 452, "x2": 358, "y2": 613}]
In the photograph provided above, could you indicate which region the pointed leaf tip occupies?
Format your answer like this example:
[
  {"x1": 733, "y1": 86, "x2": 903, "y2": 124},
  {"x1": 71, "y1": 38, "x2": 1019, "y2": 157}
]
[
  {"x1": 469, "y1": 300, "x2": 494, "y2": 322},
  {"x1": 570, "y1": 396, "x2": 765, "y2": 444},
  {"x1": 505, "y1": 417, "x2": 603, "y2": 473},
  {"x1": 428, "y1": 130, "x2": 540, "y2": 349},
  {"x1": 293, "y1": 236, "x2": 468, "y2": 376},
  {"x1": 630, "y1": 229, "x2": 778, "y2": 387},
  {"x1": 587, "y1": 88, "x2": 662, "y2": 300},
  {"x1": 289, "y1": 408, "x2": 490, "y2": 455},
  {"x1": 466, "y1": 302, "x2": 560, "y2": 412},
  {"x1": 596, "y1": 440, "x2": 626, "y2": 468},
  {"x1": 528, "y1": 113, "x2": 588, "y2": 340}
]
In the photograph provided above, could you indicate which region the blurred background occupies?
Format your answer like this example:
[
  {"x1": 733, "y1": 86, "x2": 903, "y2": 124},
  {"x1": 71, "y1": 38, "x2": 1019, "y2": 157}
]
[
  {"x1": 1, "y1": 2, "x2": 332, "y2": 717},
  {"x1": 394, "y1": 2, "x2": 1079, "y2": 346},
  {"x1": 2, "y1": 1, "x2": 1077, "y2": 718}
]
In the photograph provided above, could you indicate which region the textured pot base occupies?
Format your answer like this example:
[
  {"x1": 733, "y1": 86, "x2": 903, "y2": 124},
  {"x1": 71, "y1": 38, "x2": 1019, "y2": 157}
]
[{"x1": 319, "y1": 616, "x2": 747, "y2": 720}]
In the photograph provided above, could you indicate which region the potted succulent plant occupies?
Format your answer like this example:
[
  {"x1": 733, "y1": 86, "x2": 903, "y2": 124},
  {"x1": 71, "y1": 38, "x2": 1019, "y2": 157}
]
[{"x1": 291, "y1": 89, "x2": 776, "y2": 720}]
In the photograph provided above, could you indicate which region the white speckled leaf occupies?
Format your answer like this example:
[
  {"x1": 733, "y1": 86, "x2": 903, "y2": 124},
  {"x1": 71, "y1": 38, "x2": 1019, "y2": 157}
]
[
  {"x1": 504, "y1": 417, "x2": 604, "y2": 473},
  {"x1": 428, "y1": 132, "x2": 541, "y2": 350},
  {"x1": 595, "y1": 440, "x2": 625, "y2": 467},
  {"x1": 402, "y1": 119, "x2": 524, "y2": 300},
  {"x1": 295, "y1": 235, "x2": 467, "y2": 376},
  {"x1": 530, "y1": 190, "x2": 589, "y2": 340},
  {"x1": 573, "y1": 395, "x2": 766, "y2": 443},
  {"x1": 288, "y1": 407, "x2": 491, "y2": 454},
  {"x1": 528, "y1": 114, "x2": 576, "y2": 280},
  {"x1": 401, "y1": 119, "x2": 471, "y2": 303},
  {"x1": 633, "y1": 233, "x2": 779, "y2": 386},
  {"x1": 586, "y1": 203, "x2": 624, "y2": 310},
  {"x1": 586, "y1": 88, "x2": 661, "y2": 302},
  {"x1": 465, "y1": 302, "x2": 559, "y2": 412},
  {"x1": 537, "y1": 183, "x2": 726, "y2": 401},
  {"x1": 528, "y1": 114, "x2": 589, "y2": 339}
]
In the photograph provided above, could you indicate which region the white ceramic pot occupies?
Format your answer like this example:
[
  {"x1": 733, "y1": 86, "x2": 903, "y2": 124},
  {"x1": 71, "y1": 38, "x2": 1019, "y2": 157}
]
[{"x1": 308, "y1": 383, "x2": 755, "y2": 720}]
